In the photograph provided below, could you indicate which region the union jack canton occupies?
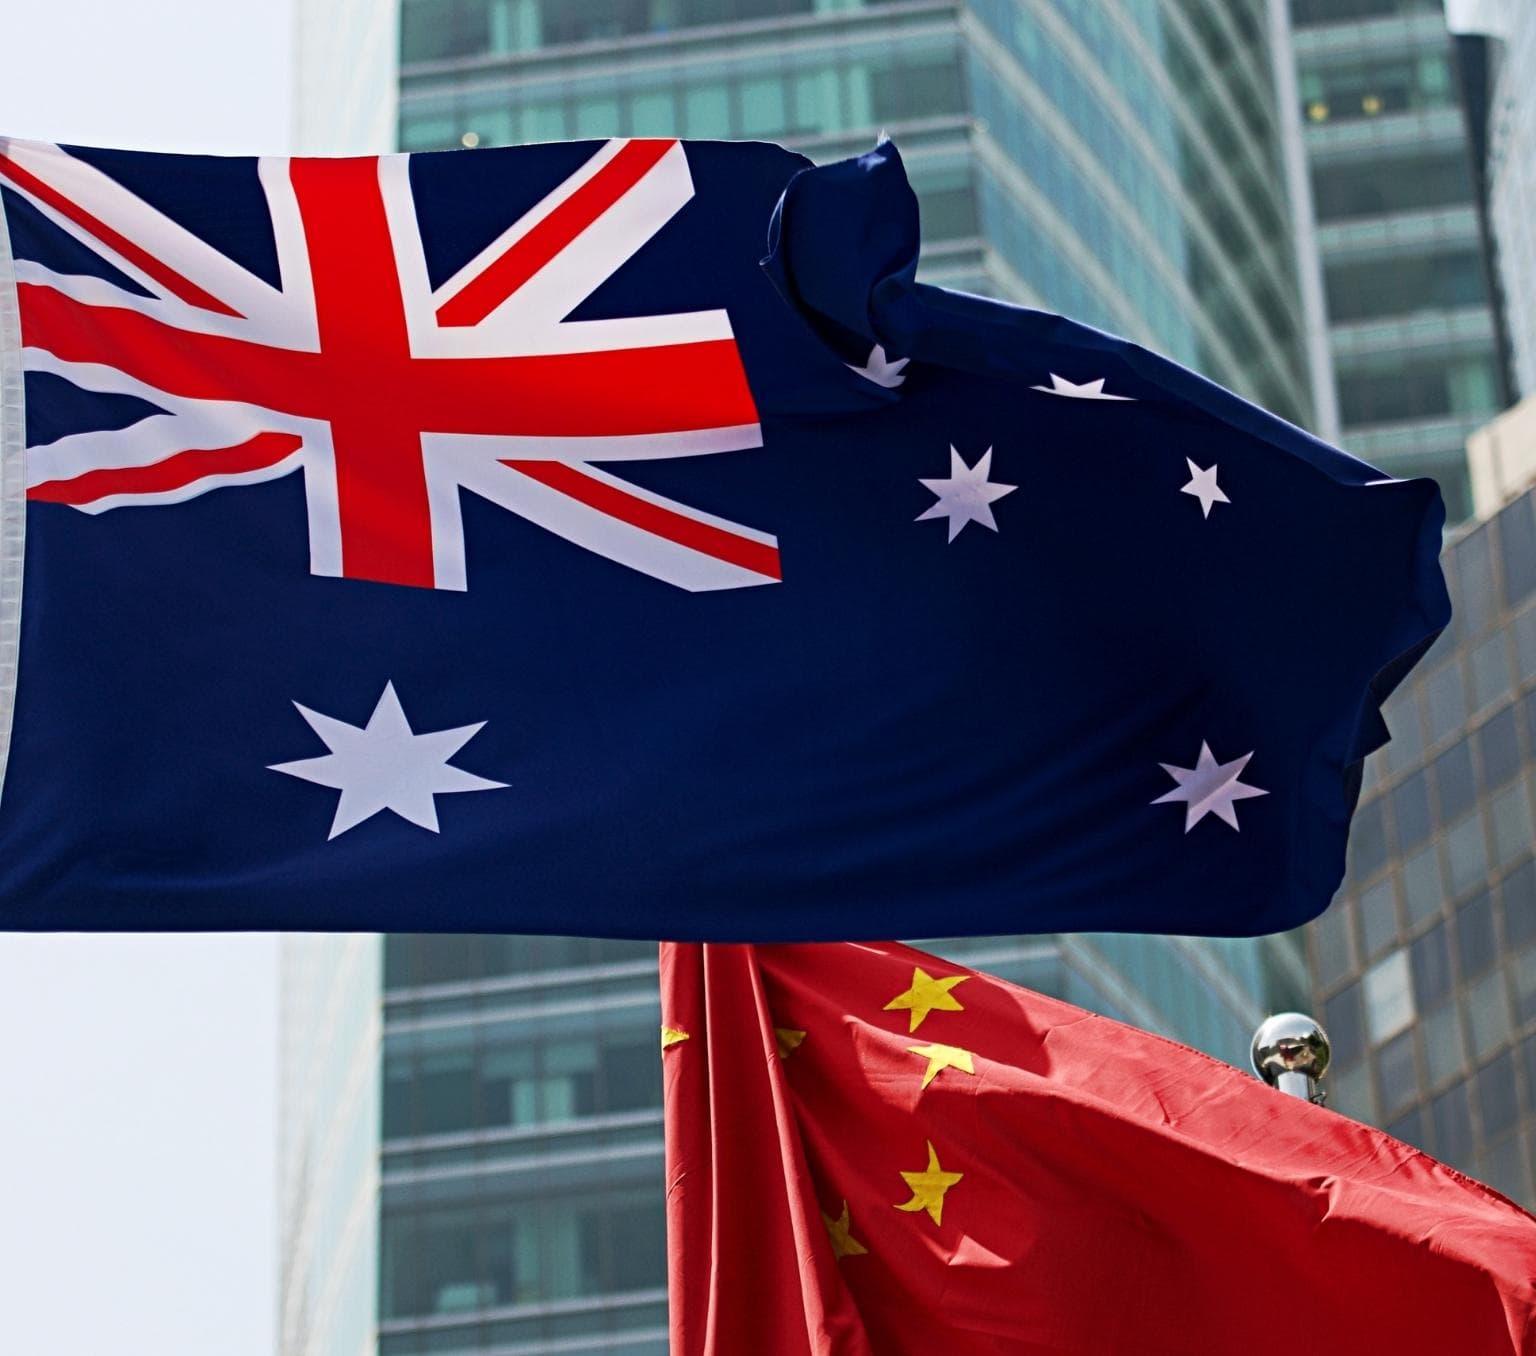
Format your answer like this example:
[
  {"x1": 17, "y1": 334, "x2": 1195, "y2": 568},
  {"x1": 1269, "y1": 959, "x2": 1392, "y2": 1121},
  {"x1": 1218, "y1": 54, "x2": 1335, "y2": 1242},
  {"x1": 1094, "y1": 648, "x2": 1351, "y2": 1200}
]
[{"x1": 2, "y1": 136, "x2": 779, "y2": 592}]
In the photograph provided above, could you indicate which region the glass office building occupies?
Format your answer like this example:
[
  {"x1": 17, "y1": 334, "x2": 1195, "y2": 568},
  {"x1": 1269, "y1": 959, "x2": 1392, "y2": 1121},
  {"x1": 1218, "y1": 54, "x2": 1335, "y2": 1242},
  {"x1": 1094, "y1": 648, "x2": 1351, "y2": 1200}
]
[
  {"x1": 337, "y1": 6, "x2": 1323, "y2": 1355},
  {"x1": 396, "y1": 0, "x2": 1317, "y2": 426},
  {"x1": 1312, "y1": 481, "x2": 1536, "y2": 1210},
  {"x1": 1292, "y1": 0, "x2": 1508, "y2": 522},
  {"x1": 1446, "y1": 0, "x2": 1536, "y2": 401}
]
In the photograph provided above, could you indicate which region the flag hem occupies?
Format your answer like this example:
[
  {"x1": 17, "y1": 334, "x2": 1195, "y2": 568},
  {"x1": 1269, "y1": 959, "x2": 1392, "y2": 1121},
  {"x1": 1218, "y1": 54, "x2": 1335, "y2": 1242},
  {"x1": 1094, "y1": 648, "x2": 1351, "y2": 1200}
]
[{"x1": 0, "y1": 175, "x2": 26, "y2": 812}]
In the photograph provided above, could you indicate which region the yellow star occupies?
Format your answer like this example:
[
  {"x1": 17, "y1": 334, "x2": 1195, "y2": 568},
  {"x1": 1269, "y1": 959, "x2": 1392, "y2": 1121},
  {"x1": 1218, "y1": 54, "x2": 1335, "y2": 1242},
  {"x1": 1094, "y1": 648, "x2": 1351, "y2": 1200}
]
[
  {"x1": 660, "y1": 1026, "x2": 690, "y2": 1051},
  {"x1": 907, "y1": 1041, "x2": 975, "y2": 1089},
  {"x1": 775, "y1": 1027, "x2": 807, "y2": 1059},
  {"x1": 821, "y1": 1200, "x2": 868, "y2": 1260},
  {"x1": 883, "y1": 966, "x2": 969, "y2": 1033},
  {"x1": 895, "y1": 1140, "x2": 963, "y2": 1227}
]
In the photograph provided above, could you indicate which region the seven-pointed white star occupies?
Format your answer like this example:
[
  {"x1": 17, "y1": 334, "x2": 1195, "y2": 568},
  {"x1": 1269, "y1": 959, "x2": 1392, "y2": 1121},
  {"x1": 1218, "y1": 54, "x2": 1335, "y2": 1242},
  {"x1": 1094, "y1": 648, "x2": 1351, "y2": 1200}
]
[
  {"x1": 848, "y1": 342, "x2": 909, "y2": 388},
  {"x1": 1153, "y1": 741, "x2": 1267, "y2": 832},
  {"x1": 1029, "y1": 372, "x2": 1135, "y2": 401},
  {"x1": 917, "y1": 446, "x2": 1017, "y2": 541},
  {"x1": 270, "y1": 682, "x2": 506, "y2": 839},
  {"x1": 1181, "y1": 458, "x2": 1230, "y2": 517}
]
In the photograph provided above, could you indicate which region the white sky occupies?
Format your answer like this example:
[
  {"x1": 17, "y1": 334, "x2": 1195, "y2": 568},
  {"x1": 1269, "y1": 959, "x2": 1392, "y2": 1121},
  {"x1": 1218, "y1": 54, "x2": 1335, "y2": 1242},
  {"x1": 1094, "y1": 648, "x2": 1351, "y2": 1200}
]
[{"x1": 0, "y1": 3, "x2": 295, "y2": 1352}]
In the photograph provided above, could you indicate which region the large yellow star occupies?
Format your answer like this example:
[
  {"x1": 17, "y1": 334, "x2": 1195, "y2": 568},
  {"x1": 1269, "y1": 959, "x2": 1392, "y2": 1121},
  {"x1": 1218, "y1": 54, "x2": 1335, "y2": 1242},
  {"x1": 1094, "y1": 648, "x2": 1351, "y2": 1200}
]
[
  {"x1": 895, "y1": 1140, "x2": 963, "y2": 1226},
  {"x1": 883, "y1": 966, "x2": 969, "y2": 1033},
  {"x1": 660, "y1": 1026, "x2": 690, "y2": 1051},
  {"x1": 821, "y1": 1200, "x2": 868, "y2": 1260},
  {"x1": 907, "y1": 1041, "x2": 975, "y2": 1089}
]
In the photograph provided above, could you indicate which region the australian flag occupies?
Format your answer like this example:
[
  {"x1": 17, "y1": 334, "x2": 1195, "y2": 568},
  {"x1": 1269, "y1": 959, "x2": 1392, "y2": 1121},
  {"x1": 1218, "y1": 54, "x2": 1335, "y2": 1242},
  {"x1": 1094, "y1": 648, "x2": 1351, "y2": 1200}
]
[{"x1": 0, "y1": 135, "x2": 1447, "y2": 938}]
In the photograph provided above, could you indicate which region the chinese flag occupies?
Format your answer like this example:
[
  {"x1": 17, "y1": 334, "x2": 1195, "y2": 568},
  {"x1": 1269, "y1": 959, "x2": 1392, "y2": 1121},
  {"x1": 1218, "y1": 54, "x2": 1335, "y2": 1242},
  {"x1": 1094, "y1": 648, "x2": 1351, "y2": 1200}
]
[{"x1": 661, "y1": 940, "x2": 1536, "y2": 1355}]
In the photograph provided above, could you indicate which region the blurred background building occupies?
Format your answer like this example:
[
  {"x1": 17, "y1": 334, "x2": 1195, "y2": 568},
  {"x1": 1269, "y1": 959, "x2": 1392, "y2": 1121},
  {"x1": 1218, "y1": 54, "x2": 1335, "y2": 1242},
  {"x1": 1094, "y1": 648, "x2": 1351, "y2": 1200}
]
[
  {"x1": 1292, "y1": 0, "x2": 1511, "y2": 523},
  {"x1": 1313, "y1": 463, "x2": 1536, "y2": 1209},
  {"x1": 280, "y1": 2, "x2": 1536, "y2": 1354}
]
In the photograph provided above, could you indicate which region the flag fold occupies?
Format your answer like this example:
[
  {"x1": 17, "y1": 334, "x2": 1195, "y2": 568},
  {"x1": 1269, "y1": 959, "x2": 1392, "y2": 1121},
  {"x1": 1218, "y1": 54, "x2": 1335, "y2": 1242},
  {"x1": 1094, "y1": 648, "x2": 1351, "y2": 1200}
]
[
  {"x1": 0, "y1": 135, "x2": 1446, "y2": 936},
  {"x1": 662, "y1": 939, "x2": 1536, "y2": 1355}
]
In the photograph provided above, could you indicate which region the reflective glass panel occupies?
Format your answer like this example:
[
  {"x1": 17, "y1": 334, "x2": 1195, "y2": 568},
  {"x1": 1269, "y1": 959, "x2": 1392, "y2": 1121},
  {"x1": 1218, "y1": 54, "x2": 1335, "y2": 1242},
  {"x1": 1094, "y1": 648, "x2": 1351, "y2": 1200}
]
[
  {"x1": 1411, "y1": 921, "x2": 1453, "y2": 1009},
  {"x1": 1456, "y1": 890, "x2": 1497, "y2": 978},
  {"x1": 1363, "y1": 948, "x2": 1414, "y2": 1045},
  {"x1": 1503, "y1": 857, "x2": 1536, "y2": 948},
  {"x1": 1479, "y1": 705, "x2": 1520, "y2": 790},
  {"x1": 1377, "y1": 1029, "x2": 1418, "y2": 1116},
  {"x1": 1467, "y1": 969, "x2": 1512, "y2": 1060},
  {"x1": 1359, "y1": 878, "x2": 1400, "y2": 958},
  {"x1": 1478, "y1": 1050, "x2": 1519, "y2": 1139},
  {"x1": 1431, "y1": 1080, "x2": 1473, "y2": 1165},
  {"x1": 1422, "y1": 1000, "x2": 1465, "y2": 1088}
]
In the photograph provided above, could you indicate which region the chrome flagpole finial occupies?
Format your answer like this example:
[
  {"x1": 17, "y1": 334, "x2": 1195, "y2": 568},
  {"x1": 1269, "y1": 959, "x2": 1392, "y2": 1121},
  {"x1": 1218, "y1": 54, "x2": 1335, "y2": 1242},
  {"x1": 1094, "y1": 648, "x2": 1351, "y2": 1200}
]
[{"x1": 1251, "y1": 1013, "x2": 1331, "y2": 1105}]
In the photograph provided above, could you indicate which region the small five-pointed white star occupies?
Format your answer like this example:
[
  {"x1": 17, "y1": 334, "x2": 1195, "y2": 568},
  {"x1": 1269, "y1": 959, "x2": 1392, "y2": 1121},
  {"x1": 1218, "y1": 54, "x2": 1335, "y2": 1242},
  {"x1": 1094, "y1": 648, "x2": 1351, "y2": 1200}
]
[
  {"x1": 270, "y1": 681, "x2": 506, "y2": 839},
  {"x1": 917, "y1": 446, "x2": 1017, "y2": 541},
  {"x1": 1181, "y1": 458, "x2": 1230, "y2": 517},
  {"x1": 848, "y1": 342, "x2": 909, "y2": 388},
  {"x1": 1153, "y1": 741, "x2": 1267, "y2": 832},
  {"x1": 1029, "y1": 372, "x2": 1134, "y2": 401}
]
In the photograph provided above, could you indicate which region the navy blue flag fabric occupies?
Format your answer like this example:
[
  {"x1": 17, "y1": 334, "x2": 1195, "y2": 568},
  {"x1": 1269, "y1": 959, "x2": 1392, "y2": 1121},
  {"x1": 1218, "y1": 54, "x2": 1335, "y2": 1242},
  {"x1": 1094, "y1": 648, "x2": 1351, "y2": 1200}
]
[{"x1": 0, "y1": 134, "x2": 1447, "y2": 938}]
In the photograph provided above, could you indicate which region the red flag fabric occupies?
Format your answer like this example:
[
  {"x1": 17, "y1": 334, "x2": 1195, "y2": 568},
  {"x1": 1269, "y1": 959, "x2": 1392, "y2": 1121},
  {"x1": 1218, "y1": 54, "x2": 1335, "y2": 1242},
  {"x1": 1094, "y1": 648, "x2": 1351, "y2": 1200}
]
[{"x1": 661, "y1": 940, "x2": 1536, "y2": 1355}]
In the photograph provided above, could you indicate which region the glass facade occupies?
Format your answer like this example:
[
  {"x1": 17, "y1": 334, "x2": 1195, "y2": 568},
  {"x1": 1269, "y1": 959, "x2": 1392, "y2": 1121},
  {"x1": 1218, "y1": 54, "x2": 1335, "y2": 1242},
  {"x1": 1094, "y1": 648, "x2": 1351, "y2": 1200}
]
[
  {"x1": 1294, "y1": 0, "x2": 1506, "y2": 523},
  {"x1": 1448, "y1": 1, "x2": 1536, "y2": 401},
  {"x1": 1313, "y1": 484, "x2": 1536, "y2": 1209},
  {"x1": 397, "y1": 0, "x2": 1315, "y2": 426}
]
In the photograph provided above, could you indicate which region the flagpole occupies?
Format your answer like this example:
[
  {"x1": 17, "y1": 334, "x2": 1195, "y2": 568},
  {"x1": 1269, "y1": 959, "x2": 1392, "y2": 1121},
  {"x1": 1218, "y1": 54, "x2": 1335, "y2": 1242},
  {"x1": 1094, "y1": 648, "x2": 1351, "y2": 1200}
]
[{"x1": 1250, "y1": 1012, "x2": 1331, "y2": 1104}]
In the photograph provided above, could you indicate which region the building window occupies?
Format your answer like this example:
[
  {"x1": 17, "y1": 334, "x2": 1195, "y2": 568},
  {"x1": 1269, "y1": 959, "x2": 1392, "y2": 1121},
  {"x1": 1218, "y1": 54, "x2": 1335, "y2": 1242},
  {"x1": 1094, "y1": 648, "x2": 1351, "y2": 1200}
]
[
  {"x1": 1433, "y1": 739, "x2": 1477, "y2": 823},
  {"x1": 1430, "y1": 1079, "x2": 1474, "y2": 1164},
  {"x1": 1467, "y1": 970, "x2": 1512, "y2": 1060},
  {"x1": 1293, "y1": 0, "x2": 1442, "y2": 25},
  {"x1": 1478, "y1": 705, "x2": 1520, "y2": 790},
  {"x1": 1489, "y1": 783, "x2": 1531, "y2": 870},
  {"x1": 1401, "y1": 844, "x2": 1444, "y2": 927},
  {"x1": 1392, "y1": 771, "x2": 1432, "y2": 851},
  {"x1": 1456, "y1": 890, "x2": 1498, "y2": 979},
  {"x1": 1446, "y1": 812, "x2": 1488, "y2": 897},
  {"x1": 1324, "y1": 248, "x2": 1487, "y2": 324},
  {"x1": 1338, "y1": 355, "x2": 1500, "y2": 429},
  {"x1": 1364, "y1": 948, "x2": 1415, "y2": 1044},
  {"x1": 1477, "y1": 1051, "x2": 1519, "y2": 1140},
  {"x1": 1501, "y1": 497, "x2": 1536, "y2": 608},
  {"x1": 1324, "y1": 981, "x2": 1366, "y2": 1066},
  {"x1": 1411, "y1": 921, "x2": 1453, "y2": 1009},
  {"x1": 1421, "y1": 1000, "x2": 1466, "y2": 1088},
  {"x1": 1502, "y1": 858, "x2": 1536, "y2": 949},
  {"x1": 1470, "y1": 635, "x2": 1511, "y2": 712},
  {"x1": 1423, "y1": 663, "x2": 1467, "y2": 745},
  {"x1": 1377, "y1": 1028, "x2": 1418, "y2": 1115},
  {"x1": 1510, "y1": 945, "x2": 1536, "y2": 1027},
  {"x1": 1311, "y1": 150, "x2": 1475, "y2": 223},
  {"x1": 1349, "y1": 798, "x2": 1389, "y2": 882},
  {"x1": 1299, "y1": 51, "x2": 1454, "y2": 128},
  {"x1": 402, "y1": 0, "x2": 488, "y2": 62}
]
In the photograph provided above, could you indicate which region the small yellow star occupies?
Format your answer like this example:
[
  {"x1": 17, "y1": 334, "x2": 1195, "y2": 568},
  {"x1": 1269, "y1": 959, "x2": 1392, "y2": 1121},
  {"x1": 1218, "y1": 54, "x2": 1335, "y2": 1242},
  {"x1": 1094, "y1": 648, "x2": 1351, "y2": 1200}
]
[
  {"x1": 774, "y1": 1027, "x2": 806, "y2": 1059},
  {"x1": 907, "y1": 1041, "x2": 975, "y2": 1089},
  {"x1": 895, "y1": 1140, "x2": 963, "y2": 1226},
  {"x1": 821, "y1": 1200, "x2": 868, "y2": 1259},
  {"x1": 660, "y1": 1026, "x2": 690, "y2": 1051},
  {"x1": 883, "y1": 966, "x2": 969, "y2": 1033}
]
